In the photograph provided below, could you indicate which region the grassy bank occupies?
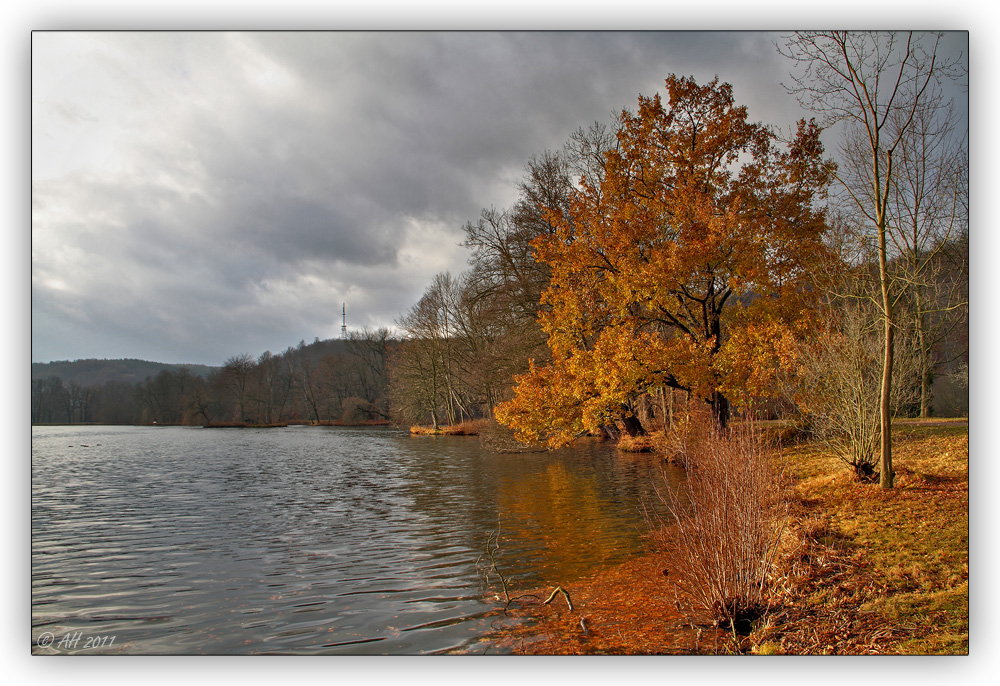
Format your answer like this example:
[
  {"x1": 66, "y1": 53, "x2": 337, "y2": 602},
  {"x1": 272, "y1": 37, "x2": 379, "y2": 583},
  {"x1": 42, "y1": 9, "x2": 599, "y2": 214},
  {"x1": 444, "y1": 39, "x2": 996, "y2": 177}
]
[
  {"x1": 756, "y1": 424, "x2": 969, "y2": 654},
  {"x1": 470, "y1": 424, "x2": 968, "y2": 655}
]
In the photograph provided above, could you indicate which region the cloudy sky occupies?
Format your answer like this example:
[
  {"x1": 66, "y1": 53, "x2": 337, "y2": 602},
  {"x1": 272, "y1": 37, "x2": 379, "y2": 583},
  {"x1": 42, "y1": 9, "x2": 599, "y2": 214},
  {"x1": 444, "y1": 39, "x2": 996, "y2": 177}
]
[{"x1": 31, "y1": 29, "x2": 970, "y2": 366}]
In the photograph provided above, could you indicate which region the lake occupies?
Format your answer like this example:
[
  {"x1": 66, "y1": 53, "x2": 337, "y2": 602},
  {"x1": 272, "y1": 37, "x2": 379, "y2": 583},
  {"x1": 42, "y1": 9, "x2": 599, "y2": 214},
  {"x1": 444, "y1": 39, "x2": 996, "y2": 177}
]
[{"x1": 31, "y1": 425, "x2": 682, "y2": 655}]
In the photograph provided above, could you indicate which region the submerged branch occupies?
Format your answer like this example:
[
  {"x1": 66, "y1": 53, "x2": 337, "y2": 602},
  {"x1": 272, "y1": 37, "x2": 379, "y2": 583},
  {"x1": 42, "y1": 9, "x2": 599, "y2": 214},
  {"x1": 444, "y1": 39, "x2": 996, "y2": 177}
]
[{"x1": 544, "y1": 585, "x2": 574, "y2": 611}]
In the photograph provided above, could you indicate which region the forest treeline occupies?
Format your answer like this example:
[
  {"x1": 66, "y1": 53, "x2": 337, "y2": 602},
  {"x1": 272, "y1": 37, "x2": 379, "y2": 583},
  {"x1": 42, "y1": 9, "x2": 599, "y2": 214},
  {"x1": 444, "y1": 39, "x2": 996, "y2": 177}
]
[{"x1": 30, "y1": 336, "x2": 393, "y2": 426}]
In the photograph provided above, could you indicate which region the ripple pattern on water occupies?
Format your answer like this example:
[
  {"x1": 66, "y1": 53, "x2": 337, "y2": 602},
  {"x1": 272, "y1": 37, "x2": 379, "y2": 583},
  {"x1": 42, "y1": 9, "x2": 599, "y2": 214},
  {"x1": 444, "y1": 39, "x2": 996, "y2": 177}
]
[{"x1": 31, "y1": 425, "x2": 679, "y2": 654}]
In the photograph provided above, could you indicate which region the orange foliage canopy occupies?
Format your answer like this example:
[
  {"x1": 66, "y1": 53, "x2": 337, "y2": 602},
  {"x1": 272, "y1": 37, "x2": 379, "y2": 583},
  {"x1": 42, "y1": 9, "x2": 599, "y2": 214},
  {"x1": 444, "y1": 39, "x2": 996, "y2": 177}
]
[{"x1": 496, "y1": 75, "x2": 832, "y2": 447}]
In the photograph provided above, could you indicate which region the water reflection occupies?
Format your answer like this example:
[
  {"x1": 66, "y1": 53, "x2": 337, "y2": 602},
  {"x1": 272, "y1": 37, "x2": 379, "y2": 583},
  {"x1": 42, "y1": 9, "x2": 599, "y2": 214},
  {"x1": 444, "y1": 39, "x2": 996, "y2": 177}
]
[
  {"x1": 491, "y1": 441, "x2": 682, "y2": 587},
  {"x1": 32, "y1": 425, "x2": 680, "y2": 654}
]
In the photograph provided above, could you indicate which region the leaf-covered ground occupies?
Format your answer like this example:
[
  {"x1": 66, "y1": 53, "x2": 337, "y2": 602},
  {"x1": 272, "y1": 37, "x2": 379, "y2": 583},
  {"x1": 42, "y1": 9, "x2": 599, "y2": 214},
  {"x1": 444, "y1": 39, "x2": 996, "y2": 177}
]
[
  {"x1": 464, "y1": 425, "x2": 968, "y2": 655},
  {"x1": 465, "y1": 552, "x2": 724, "y2": 655}
]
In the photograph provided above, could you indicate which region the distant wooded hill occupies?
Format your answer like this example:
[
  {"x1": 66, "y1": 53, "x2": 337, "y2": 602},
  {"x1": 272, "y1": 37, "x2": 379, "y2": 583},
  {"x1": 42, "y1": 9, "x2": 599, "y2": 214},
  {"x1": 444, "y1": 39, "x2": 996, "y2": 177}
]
[
  {"x1": 31, "y1": 358, "x2": 218, "y2": 388},
  {"x1": 31, "y1": 336, "x2": 380, "y2": 425},
  {"x1": 29, "y1": 337, "x2": 355, "y2": 390}
]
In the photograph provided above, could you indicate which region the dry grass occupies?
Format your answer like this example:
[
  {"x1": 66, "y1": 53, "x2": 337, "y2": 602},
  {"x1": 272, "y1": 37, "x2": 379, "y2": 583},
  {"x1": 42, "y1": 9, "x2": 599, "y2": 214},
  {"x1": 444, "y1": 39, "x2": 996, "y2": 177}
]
[
  {"x1": 408, "y1": 418, "x2": 490, "y2": 436},
  {"x1": 616, "y1": 433, "x2": 658, "y2": 453},
  {"x1": 284, "y1": 419, "x2": 391, "y2": 426},
  {"x1": 747, "y1": 424, "x2": 969, "y2": 654}
]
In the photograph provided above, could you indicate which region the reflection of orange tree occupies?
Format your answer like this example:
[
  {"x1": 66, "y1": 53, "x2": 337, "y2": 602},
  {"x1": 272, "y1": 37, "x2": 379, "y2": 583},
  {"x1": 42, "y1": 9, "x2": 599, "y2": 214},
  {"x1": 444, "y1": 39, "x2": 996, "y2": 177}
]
[{"x1": 495, "y1": 462, "x2": 638, "y2": 585}]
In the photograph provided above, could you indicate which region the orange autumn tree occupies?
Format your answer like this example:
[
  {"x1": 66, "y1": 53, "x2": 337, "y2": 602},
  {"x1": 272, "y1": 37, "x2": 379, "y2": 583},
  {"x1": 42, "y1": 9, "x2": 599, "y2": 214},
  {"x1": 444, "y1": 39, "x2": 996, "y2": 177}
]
[{"x1": 495, "y1": 75, "x2": 832, "y2": 447}]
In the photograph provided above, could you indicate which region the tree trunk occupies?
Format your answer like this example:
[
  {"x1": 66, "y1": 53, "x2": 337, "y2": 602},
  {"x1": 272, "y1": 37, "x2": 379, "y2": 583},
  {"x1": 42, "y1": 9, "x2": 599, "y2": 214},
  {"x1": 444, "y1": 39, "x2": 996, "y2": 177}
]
[
  {"x1": 920, "y1": 365, "x2": 932, "y2": 419},
  {"x1": 878, "y1": 217, "x2": 895, "y2": 489},
  {"x1": 659, "y1": 387, "x2": 672, "y2": 431},
  {"x1": 915, "y1": 290, "x2": 932, "y2": 418},
  {"x1": 711, "y1": 390, "x2": 730, "y2": 430},
  {"x1": 879, "y1": 319, "x2": 895, "y2": 488},
  {"x1": 619, "y1": 404, "x2": 646, "y2": 437}
]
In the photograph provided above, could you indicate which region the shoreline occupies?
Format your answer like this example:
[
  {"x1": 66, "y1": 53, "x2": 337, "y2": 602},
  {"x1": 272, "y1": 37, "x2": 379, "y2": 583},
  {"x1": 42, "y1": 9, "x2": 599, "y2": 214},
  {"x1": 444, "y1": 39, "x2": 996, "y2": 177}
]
[
  {"x1": 464, "y1": 425, "x2": 969, "y2": 655},
  {"x1": 460, "y1": 547, "x2": 723, "y2": 655}
]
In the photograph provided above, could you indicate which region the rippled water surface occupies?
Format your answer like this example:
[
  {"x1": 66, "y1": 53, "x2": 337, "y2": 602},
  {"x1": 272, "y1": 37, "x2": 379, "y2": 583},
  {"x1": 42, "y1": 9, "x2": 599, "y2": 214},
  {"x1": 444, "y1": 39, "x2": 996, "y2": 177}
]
[{"x1": 32, "y1": 425, "x2": 681, "y2": 654}]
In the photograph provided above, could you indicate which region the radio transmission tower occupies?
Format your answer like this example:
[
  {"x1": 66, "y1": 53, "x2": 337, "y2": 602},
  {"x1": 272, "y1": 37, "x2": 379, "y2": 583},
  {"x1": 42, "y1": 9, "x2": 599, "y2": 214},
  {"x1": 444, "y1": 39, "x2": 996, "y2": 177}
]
[{"x1": 340, "y1": 303, "x2": 348, "y2": 339}]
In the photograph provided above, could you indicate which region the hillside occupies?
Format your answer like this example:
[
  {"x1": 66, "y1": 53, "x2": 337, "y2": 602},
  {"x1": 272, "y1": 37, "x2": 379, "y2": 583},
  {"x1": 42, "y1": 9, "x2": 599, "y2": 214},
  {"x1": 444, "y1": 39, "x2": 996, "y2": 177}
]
[
  {"x1": 31, "y1": 358, "x2": 218, "y2": 388},
  {"x1": 30, "y1": 336, "x2": 355, "y2": 390}
]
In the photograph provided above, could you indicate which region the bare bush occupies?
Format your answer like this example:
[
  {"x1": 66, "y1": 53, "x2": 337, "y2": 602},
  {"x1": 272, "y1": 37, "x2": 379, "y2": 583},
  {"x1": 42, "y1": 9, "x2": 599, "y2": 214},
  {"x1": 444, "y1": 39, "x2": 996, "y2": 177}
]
[
  {"x1": 792, "y1": 301, "x2": 920, "y2": 482},
  {"x1": 655, "y1": 421, "x2": 788, "y2": 633}
]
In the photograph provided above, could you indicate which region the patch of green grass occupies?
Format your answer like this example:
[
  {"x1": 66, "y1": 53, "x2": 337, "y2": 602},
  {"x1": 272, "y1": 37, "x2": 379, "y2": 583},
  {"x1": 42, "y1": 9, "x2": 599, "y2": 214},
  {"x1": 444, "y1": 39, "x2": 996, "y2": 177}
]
[{"x1": 878, "y1": 581, "x2": 969, "y2": 654}]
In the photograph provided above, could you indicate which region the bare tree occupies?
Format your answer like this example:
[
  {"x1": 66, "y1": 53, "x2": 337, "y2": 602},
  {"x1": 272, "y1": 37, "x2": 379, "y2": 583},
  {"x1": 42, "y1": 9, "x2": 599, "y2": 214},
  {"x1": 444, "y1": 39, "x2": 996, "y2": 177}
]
[
  {"x1": 67, "y1": 382, "x2": 94, "y2": 423},
  {"x1": 778, "y1": 31, "x2": 966, "y2": 488},
  {"x1": 221, "y1": 353, "x2": 256, "y2": 423},
  {"x1": 454, "y1": 124, "x2": 617, "y2": 424},
  {"x1": 186, "y1": 373, "x2": 218, "y2": 426},
  {"x1": 287, "y1": 350, "x2": 324, "y2": 422},
  {"x1": 137, "y1": 370, "x2": 184, "y2": 424},
  {"x1": 346, "y1": 327, "x2": 392, "y2": 417},
  {"x1": 463, "y1": 122, "x2": 615, "y2": 329},
  {"x1": 251, "y1": 351, "x2": 290, "y2": 424},
  {"x1": 887, "y1": 99, "x2": 968, "y2": 417},
  {"x1": 392, "y1": 283, "x2": 451, "y2": 428}
]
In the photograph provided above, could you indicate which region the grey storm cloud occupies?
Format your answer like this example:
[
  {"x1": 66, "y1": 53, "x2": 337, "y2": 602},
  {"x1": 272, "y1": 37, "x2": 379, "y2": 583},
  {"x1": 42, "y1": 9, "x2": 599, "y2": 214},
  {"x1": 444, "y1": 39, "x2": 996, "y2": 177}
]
[{"x1": 31, "y1": 30, "x2": 968, "y2": 366}]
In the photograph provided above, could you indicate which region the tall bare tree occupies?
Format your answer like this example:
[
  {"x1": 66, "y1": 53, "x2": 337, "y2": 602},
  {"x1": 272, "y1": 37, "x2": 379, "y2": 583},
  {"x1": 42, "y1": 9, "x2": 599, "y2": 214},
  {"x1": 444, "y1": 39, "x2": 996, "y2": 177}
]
[
  {"x1": 778, "y1": 31, "x2": 966, "y2": 488},
  {"x1": 392, "y1": 279, "x2": 454, "y2": 428}
]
